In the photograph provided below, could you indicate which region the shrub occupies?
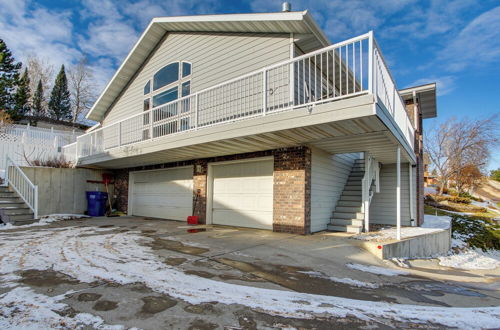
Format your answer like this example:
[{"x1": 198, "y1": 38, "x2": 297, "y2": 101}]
[
  {"x1": 459, "y1": 192, "x2": 484, "y2": 202},
  {"x1": 426, "y1": 194, "x2": 471, "y2": 204},
  {"x1": 26, "y1": 154, "x2": 74, "y2": 168}
]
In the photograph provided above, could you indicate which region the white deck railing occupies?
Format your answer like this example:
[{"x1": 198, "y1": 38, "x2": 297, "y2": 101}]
[
  {"x1": 5, "y1": 155, "x2": 38, "y2": 219},
  {"x1": 76, "y1": 32, "x2": 414, "y2": 159}
]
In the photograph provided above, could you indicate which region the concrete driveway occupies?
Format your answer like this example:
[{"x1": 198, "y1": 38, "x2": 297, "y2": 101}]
[{"x1": 0, "y1": 216, "x2": 499, "y2": 329}]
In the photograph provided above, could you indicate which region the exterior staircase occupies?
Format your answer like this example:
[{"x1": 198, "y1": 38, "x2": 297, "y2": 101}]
[
  {"x1": 328, "y1": 159, "x2": 365, "y2": 233},
  {"x1": 0, "y1": 186, "x2": 37, "y2": 225}
]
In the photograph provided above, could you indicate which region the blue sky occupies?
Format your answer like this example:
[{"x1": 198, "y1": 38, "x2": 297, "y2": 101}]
[{"x1": 1, "y1": 0, "x2": 499, "y2": 169}]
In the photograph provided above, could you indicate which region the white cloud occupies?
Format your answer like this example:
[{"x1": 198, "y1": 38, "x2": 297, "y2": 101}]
[
  {"x1": 0, "y1": 0, "x2": 79, "y2": 69},
  {"x1": 438, "y1": 6, "x2": 500, "y2": 72},
  {"x1": 407, "y1": 75, "x2": 456, "y2": 96}
]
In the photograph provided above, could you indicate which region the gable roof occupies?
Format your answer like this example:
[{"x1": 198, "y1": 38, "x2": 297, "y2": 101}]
[{"x1": 86, "y1": 11, "x2": 330, "y2": 122}]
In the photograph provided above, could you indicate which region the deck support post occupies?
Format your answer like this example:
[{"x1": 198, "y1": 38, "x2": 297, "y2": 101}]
[{"x1": 396, "y1": 147, "x2": 401, "y2": 240}]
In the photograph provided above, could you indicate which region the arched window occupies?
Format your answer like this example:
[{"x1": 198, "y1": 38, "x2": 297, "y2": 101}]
[
  {"x1": 153, "y1": 62, "x2": 179, "y2": 91},
  {"x1": 143, "y1": 61, "x2": 192, "y2": 111}
]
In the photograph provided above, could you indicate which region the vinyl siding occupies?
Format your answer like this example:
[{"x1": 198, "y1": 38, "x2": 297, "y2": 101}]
[
  {"x1": 103, "y1": 32, "x2": 291, "y2": 126},
  {"x1": 369, "y1": 163, "x2": 412, "y2": 226},
  {"x1": 310, "y1": 150, "x2": 359, "y2": 233}
]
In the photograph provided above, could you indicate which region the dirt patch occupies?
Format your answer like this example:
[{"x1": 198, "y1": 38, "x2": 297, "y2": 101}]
[
  {"x1": 77, "y1": 293, "x2": 102, "y2": 302},
  {"x1": 93, "y1": 300, "x2": 118, "y2": 311},
  {"x1": 187, "y1": 319, "x2": 218, "y2": 330},
  {"x1": 183, "y1": 303, "x2": 219, "y2": 315},
  {"x1": 140, "y1": 296, "x2": 177, "y2": 314},
  {"x1": 147, "y1": 237, "x2": 209, "y2": 255},
  {"x1": 141, "y1": 229, "x2": 157, "y2": 234},
  {"x1": 19, "y1": 269, "x2": 80, "y2": 287},
  {"x1": 184, "y1": 270, "x2": 216, "y2": 278},
  {"x1": 164, "y1": 257, "x2": 187, "y2": 266},
  {"x1": 215, "y1": 258, "x2": 389, "y2": 302}
]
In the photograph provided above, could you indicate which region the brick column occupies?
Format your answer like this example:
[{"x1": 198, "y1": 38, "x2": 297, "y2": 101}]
[
  {"x1": 193, "y1": 159, "x2": 207, "y2": 224},
  {"x1": 273, "y1": 146, "x2": 311, "y2": 234},
  {"x1": 113, "y1": 169, "x2": 130, "y2": 214}
]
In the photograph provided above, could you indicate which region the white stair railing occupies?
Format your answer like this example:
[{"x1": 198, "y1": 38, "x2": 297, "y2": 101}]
[
  {"x1": 4, "y1": 155, "x2": 38, "y2": 219},
  {"x1": 361, "y1": 153, "x2": 379, "y2": 232}
]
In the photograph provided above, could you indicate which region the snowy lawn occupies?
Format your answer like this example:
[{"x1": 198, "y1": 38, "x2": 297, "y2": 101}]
[
  {"x1": 0, "y1": 224, "x2": 499, "y2": 329},
  {"x1": 437, "y1": 214, "x2": 500, "y2": 270},
  {"x1": 0, "y1": 214, "x2": 89, "y2": 230}
]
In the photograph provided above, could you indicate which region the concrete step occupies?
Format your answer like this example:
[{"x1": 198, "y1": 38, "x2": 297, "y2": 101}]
[
  {"x1": 352, "y1": 165, "x2": 365, "y2": 170},
  {"x1": 0, "y1": 186, "x2": 11, "y2": 193},
  {"x1": 332, "y1": 211, "x2": 364, "y2": 220},
  {"x1": 334, "y1": 205, "x2": 362, "y2": 213},
  {"x1": 2, "y1": 207, "x2": 32, "y2": 216},
  {"x1": 327, "y1": 224, "x2": 363, "y2": 234},
  {"x1": 12, "y1": 218, "x2": 38, "y2": 225},
  {"x1": 7, "y1": 213, "x2": 34, "y2": 221},
  {"x1": 337, "y1": 200, "x2": 362, "y2": 207},
  {"x1": 354, "y1": 159, "x2": 364, "y2": 163},
  {"x1": 0, "y1": 192, "x2": 16, "y2": 198},
  {"x1": 339, "y1": 195, "x2": 362, "y2": 201},
  {"x1": 344, "y1": 185, "x2": 362, "y2": 191},
  {"x1": 330, "y1": 218, "x2": 364, "y2": 227},
  {"x1": 342, "y1": 190, "x2": 362, "y2": 196},
  {"x1": 0, "y1": 201, "x2": 25, "y2": 208}
]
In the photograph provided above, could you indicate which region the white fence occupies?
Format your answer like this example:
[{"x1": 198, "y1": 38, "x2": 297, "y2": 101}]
[
  {"x1": 0, "y1": 124, "x2": 81, "y2": 170},
  {"x1": 76, "y1": 32, "x2": 414, "y2": 159}
]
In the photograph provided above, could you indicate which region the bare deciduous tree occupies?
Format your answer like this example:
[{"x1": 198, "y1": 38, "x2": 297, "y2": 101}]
[
  {"x1": 25, "y1": 55, "x2": 54, "y2": 109},
  {"x1": 425, "y1": 115, "x2": 499, "y2": 194},
  {"x1": 68, "y1": 58, "x2": 96, "y2": 123}
]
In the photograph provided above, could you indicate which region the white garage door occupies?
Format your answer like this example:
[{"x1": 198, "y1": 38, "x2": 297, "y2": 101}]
[
  {"x1": 130, "y1": 167, "x2": 193, "y2": 221},
  {"x1": 211, "y1": 159, "x2": 273, "y2": 229}
]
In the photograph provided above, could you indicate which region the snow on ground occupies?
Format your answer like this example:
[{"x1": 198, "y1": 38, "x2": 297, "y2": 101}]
[
  {"x1": 438, "y1": 249, "x2": 500, "y2": 270},
  {"x1": 0, "y1": 287, "x2": 125, "y2": 330},
  {"x1": 0, "y1": 214, "x2": 88, "y2": 230},
  {"x1": 298, "y1": 271, "x2": 380, "y2": 289},
  {"x1": 346, "y1": 263, "x2": 410, "y2": 276},
  {"x1": 1, "y1": 226, "x2": 498, "y2": 329},
  {"x1": 352, "y1": 215, "x2": 451, "y2": 242}
]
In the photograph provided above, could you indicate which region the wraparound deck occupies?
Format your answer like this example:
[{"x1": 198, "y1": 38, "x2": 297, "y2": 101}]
[{"x1": 64, "y1": 32, "x2": 416, "y2": 168}]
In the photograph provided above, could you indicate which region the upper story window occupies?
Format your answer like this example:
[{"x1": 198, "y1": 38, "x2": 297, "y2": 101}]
[
  {"x1": 143, "y1": 61, "x2": 192, "y2": 111},
  {"x1": 182, "y1": 62, "x2": 191, "y2": 78},
  {"x1": 153, "y1": 62, "x2": 179, "y2": 91}
]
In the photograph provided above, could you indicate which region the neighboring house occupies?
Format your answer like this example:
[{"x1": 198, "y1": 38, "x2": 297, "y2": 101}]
[{"x1": 56, "y1": 8, "x2": 438, "y2": 234}]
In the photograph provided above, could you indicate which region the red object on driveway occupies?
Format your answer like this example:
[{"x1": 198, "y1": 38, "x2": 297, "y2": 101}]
[{"x1": 187, "y1": 216, "x2": 198, "y2": 225}]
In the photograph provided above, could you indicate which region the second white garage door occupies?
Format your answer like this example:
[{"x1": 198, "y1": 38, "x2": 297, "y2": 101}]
[
  {"x1": 130, "y1": 167, "x2": 193, "y2": 221},
  {"x1": 211, "y1": 159, "x2": 273, "y2": 229}
]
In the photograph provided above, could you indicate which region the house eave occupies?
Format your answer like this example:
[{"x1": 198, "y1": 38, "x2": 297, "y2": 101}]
[{"x1": 86, "y1": 11, "x2": 330, "y2": 122}]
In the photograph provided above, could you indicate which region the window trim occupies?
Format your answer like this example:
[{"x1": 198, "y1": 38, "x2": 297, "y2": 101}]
[{"x1": 143, "y1": 60, "x2": 192, "y2": 110}]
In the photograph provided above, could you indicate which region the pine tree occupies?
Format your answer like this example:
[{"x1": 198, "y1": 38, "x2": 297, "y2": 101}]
[
  {"x1": 48, "y1": 65, "x2": 71, "y2": 121},
  {"x1": 11, "y1": 68, "x2": 31, "y2": 121},
  {"x1": 0, "y1": 39, "x2": 22, "y2": 112},
  {"x1": 31, "y1": 79, "x2": 45, "y2": 126}
]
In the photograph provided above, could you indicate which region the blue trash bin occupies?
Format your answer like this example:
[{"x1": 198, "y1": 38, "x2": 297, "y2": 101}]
[{"x1": 86, "y1": 191, "x2": 108, "y2": 217}]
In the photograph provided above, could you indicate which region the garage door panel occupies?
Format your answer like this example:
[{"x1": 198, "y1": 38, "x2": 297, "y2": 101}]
[
  {"x1": 131, "y1": 167, "x2": 193, "y2": 221},
  {"x1": 212, "y1": 160, "x2": 273, "y2": 229}
]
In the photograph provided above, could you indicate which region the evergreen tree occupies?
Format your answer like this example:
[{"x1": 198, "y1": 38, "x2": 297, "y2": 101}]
[
  {"x1": 48, "y1": 65, "x2": 71, "y2": 121},
  {"x1": 0, "y1": 39, "x2": 22, "y2": 112},
  {"x1": 11, "y1": 68, "x2": 31, "y2": 121},
  {"x1": 31, "y1": 79, "x2": 45, "y2": 126}
]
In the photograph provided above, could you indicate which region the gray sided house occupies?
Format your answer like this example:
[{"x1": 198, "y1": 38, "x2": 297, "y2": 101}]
[{"x1": 57, "y1": 10, "x2": 436, "y2": 234}]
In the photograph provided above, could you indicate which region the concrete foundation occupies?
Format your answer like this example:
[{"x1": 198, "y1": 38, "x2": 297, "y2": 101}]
[{"x1": 358, "y1": 227, "x2": 451, "y2": 259}]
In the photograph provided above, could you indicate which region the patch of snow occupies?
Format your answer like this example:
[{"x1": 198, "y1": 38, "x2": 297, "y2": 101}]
[
  {"x1": 298, "y1": 271, "x2": 380, "y2": 289},
  {"x1": 0, "y1": 226, "x2": 499, "y2": 329},
  {"x1": 0, "y1": 286, "x2": 126, "y2": 329},
  {"x1": 438, "y1": 249, "x2": 500, "y2": 270},
  {"x1": 346, "y1": 263, "x2": 410, "y2": 276},
  {"x1": 424, "y1": 187, "x2": 437, "y2": 195},
  {"x1": 0, "y1": 213, "x2": 88, "y2": 230},
  {"x1": 352, "y1": 215, "x2": 451, "y2": 242},
  {"x1": 421, "y1": 215, "x2": 452, "y2": 230}
]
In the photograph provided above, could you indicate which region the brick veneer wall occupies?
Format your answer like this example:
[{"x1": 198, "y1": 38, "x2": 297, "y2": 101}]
[
  {"x1": 112, "y1": 147, "x2": 311, "y2": 234},
  {"x1": 273, "y1": 147, "x2": 311, "y2": 234}
]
